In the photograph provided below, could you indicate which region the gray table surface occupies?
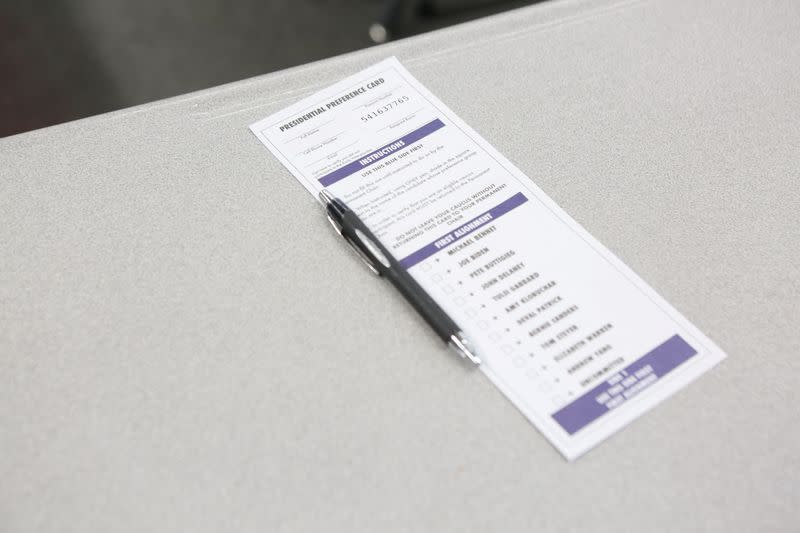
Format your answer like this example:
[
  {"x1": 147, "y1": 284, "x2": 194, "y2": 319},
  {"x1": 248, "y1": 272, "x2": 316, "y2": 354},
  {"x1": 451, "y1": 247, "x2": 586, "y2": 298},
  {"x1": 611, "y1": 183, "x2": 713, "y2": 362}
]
[{"x1": 2, "y1": 0, "x2": 799, "y2": 531}]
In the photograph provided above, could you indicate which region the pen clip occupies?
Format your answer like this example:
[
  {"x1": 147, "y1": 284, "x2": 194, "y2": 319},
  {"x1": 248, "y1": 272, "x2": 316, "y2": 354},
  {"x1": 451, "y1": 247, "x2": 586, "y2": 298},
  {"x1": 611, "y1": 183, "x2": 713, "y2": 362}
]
[
  {"x1": 325, "y1": 210, "x2": 379, "y2": 275},
  {"x1": 326, "y1": 213, "x2": 343, "y2": 236},
  {"x1": 344, "y1": 235, "x2": 381, "y2": 275}
]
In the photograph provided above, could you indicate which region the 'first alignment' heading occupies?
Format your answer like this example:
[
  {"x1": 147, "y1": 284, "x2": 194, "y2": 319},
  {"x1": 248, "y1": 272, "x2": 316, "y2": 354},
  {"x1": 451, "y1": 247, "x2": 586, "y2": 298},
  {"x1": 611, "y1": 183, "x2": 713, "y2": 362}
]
[{"x1": 278, "y1": 77, "x2": 385, "y2": 132}]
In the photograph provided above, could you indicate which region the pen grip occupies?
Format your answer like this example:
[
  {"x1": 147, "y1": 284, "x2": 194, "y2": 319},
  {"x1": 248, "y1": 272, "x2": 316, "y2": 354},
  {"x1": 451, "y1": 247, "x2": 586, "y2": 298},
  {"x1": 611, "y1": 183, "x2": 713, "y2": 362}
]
[
  {"x1": 384, "y1": 261, "x2": 460, "y2": 343},
  {"x1": 341, "y1": 211, "x2": 459, "y2": 344}
]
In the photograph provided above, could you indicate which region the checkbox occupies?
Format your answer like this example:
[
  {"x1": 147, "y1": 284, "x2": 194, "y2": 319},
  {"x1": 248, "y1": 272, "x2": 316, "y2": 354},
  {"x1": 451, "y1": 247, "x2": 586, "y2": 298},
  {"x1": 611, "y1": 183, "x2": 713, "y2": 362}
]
[
  {"x1": 477, "y1": 321, "x2": 489, "y2": 330},
  {"x1": 431, "y1": 273, "x2": 442, "y2": 282},
  {"x1": 454, "y1": 297, "x2": 465, "y2": 305},
  {"x1": 421, "y1": 263, "x2": 432, "y2": 271},
  {"x1": 465, "y1": 308, "x2": 477, "y2": 317},
  {"x1": 442, "y1": 285, "x2": 453, "y2": 294}
]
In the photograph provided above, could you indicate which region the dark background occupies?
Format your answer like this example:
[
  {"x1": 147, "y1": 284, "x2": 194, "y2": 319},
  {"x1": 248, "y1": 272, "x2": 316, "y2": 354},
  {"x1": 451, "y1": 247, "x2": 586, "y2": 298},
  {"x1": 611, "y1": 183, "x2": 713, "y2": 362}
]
[{"x1": 0, "y1": 0, "x2": 541, "y2": 138}]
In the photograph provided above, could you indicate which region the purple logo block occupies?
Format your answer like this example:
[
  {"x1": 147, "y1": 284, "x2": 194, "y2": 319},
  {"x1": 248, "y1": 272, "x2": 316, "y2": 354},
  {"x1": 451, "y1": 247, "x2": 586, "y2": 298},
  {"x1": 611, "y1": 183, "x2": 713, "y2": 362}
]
[{"x1": 552, "y1": 334, "x2": 697, "y2": 435}]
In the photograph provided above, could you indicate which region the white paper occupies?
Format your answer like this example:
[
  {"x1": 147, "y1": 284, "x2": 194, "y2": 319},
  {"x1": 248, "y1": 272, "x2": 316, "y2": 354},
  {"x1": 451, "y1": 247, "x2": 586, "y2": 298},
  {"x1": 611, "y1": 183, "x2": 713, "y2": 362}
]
[{"x1": 250, "y1": 57, "x2": 727, "y2": 460}]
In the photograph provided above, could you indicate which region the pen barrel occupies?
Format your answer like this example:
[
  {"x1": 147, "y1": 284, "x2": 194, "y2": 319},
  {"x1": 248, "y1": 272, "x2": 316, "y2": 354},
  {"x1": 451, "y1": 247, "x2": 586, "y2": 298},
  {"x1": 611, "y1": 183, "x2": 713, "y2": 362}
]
[
  {"x1": 340, "y1": 210, "x2": 459, "y2": 344},
  {"x1": 383, "y1": 265, "x2": 460, "y2": 343}
]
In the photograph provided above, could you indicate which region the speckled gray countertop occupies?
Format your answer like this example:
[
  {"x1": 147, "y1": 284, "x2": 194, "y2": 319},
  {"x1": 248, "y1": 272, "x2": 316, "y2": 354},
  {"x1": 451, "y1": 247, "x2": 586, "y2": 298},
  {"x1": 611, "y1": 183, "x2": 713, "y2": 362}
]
[{"x1": 1, "y1": 0, "x2": 798, "y2": 531}]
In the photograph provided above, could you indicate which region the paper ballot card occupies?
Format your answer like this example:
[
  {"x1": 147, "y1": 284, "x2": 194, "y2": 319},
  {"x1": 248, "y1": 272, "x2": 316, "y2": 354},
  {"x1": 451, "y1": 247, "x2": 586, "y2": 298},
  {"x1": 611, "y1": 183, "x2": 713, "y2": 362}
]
[{"x1": 250, "y1": 57, "x2": 727, "y2": 460}]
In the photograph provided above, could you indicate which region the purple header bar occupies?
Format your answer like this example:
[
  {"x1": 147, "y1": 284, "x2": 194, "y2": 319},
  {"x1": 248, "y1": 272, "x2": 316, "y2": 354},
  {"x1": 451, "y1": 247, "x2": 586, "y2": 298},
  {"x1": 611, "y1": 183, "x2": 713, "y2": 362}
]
[
  {"x1": 318, "y1": 119, "x2": 445, "y2": 187},
  {"x1": 552, "y1": 334, "x2": 697, "y2": 435},
  {"x1": 398, "y1": 192, "x2": 528, "y2": 269}
]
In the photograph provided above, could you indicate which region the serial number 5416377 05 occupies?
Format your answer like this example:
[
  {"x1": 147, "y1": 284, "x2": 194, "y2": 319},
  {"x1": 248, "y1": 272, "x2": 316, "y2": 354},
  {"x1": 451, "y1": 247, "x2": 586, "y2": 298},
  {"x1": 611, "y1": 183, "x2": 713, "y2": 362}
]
[{"x1": 360, "y1": 95, "x2": 410, "y2": 122}]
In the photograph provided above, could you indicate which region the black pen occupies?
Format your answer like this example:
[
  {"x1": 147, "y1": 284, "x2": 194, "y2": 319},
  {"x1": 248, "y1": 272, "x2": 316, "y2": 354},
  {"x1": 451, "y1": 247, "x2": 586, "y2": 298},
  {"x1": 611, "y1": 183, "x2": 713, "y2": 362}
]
[{"x1": 319, "y1": 189, "x2": 481, "y2": 365}]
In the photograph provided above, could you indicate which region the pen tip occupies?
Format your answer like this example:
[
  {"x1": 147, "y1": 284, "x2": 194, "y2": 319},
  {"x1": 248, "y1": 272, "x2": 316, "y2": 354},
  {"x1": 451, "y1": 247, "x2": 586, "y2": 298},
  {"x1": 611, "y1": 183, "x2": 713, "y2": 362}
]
[{"x1": 450, "y1": 332, "x2": 482, "y2": 365}]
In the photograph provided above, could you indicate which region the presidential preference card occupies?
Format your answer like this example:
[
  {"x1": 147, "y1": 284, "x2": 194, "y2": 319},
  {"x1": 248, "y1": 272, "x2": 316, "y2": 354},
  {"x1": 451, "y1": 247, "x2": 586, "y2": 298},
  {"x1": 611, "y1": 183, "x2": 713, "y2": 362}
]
[{"x1": 250, "y1": 57, "x2": 727, "y2": 460}]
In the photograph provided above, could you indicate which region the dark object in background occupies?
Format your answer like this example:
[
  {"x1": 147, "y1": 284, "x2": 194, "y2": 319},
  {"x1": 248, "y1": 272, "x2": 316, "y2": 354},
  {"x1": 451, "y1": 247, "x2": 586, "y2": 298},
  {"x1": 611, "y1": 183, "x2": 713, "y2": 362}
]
[
  {"x1": 369, "y1": 0, "x2": 541, "y2": 43},
  {"x1": 1, "y1": 1, "x2": 377, "y2": 138},
  {"x1": 1, "y1": 0, "x2": 542, "y2": 138},
  {"x1": 0, "y1": 4, "x2": 119, "y2": 138}
]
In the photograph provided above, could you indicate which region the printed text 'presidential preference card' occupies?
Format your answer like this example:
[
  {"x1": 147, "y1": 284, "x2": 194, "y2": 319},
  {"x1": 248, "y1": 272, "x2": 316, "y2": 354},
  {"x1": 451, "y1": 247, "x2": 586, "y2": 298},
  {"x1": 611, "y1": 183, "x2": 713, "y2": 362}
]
[{"x1": 250, "y1": 57, "x2": 726, "y2": 460}]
